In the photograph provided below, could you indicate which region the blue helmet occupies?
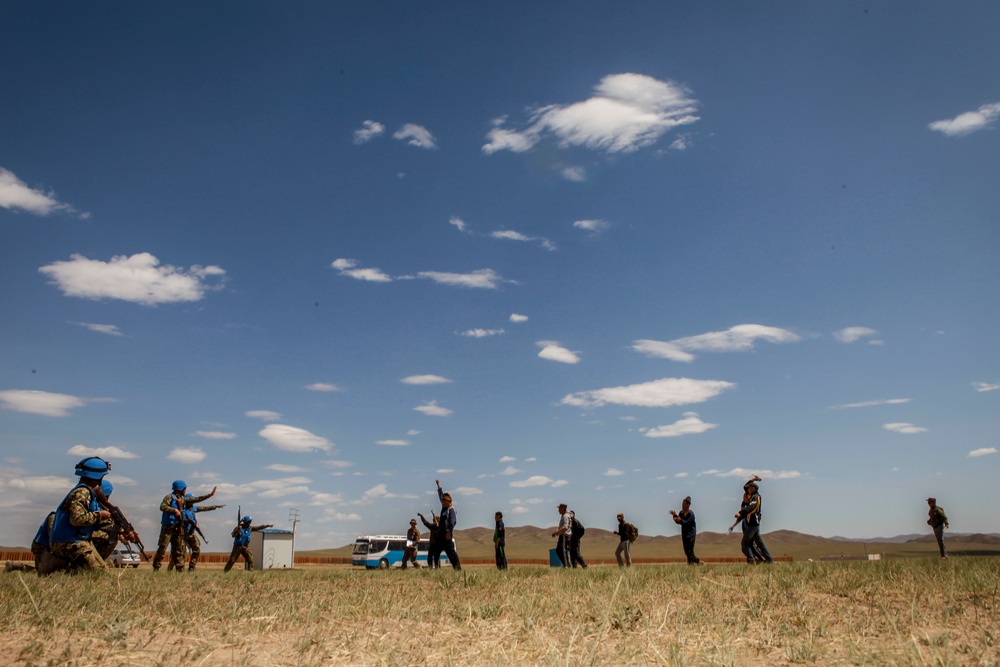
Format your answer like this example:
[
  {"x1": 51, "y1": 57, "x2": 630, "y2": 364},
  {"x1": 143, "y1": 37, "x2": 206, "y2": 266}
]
[
  {"x1": 184, "y1": 493, "x2": 193, "y2": 499},
  {"x1": 101, "y1": 479, "x2": 113, "y2": 497},
  {"x1": 172, "y1": 480, "x2": 187, "y2": 493},
  {"x1": 74, "y1": 457, "x2": 110, "y2": 480},
  {"x1": 242, "y1": 515, "x2": 252, "y2": 524}
]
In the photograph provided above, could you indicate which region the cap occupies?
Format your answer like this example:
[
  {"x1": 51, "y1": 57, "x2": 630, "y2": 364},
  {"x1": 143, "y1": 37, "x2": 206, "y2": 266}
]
[
  {"x1": 410, "y1": 519, "x2": 417, "y2": 524},
  {"x1": 558, "y1": 503, "x2": 567, "y2": 509},
  {"x1": 683, "y1": 496, "x2": 691, "y2": 503},
  {"x1": 927, "y1": 497, "x2": 936, "y2": 503}
]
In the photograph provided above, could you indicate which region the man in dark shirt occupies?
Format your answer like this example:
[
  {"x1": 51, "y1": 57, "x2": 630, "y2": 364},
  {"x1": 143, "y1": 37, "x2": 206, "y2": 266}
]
[
  {"x1": 670, "y1": 496, "x2": 701, "y2": 565},
  {"x1": 494, "y1": 511, "x2": 507, "y2": 570},
  {"x1": 436, "y1": 480, "x2": 462, "y2": 570},
  {"x1": 926, "y1": 497, "x2": 949, "y2": 559}
]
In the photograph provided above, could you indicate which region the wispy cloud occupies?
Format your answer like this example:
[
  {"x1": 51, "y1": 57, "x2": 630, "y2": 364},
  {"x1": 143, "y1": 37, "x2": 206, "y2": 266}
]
[
  {"x1": 573, "y1": 219, "x2": 610, "y2": 234},
  {"x1": 968, "y1": 447, "x2": 997, "y2": 458},
  {"x1": 66, "y1": 444, "x2": 140, "y2": 460},
  {"x1": 883, "y1": 423, "x2": 928, "y2": 435},
  {"x1": 39, "y1": 253, "x2": 225, "y2": 305},
  {"x1": 699, "y1": 468, "x2": 802, "y2": 480},
  {"x1": 401, "y1": 375, "x2": 452, "y2": 385},
  {"x1": 831, "y1": 398, "x2": 912, "y2": 410},
  {"x1": 166, "y1": 447, "x2": 206, "y2": 464},
  {"x1": 266, "y1": 463, "x2": 309, "y2": 473},
  {"x1": 259, "y1": 424, "x2": 334, "y2": 452},
  {"x1": 71, "y1": 322, "x2": 122, "y2": 336},
  {"x1": 306, "y1": 383, "x2": 342, "y2": 392},
  {"x1": 376, "y1": 439, "x2": 410, "y2": 446},
  {"x1": 0, "y1": 389, "x2": 88, "y2": 417},
  {"x1": 483, "y1": 73, "x2": 699, "y2": 155},
  {"x1": 509, "y1": 313, "x2": 528, "y2": 323},
  {"x1": 832, "y1": 327, "x2": 877, "y2": 344},
  {"x1": 459, "y1": 328, "x2": 505, "y2": 338},
  {"x1": 604, "y1": 468, "x2": 624, "y2": 476},
  {"x1": 393, "y1": 123, "x2": 437, "y2": 149},
  {"x1": 642, "y1": 412, "x2": 718, "y2": 438},
  {"x1": 449, "y1": 216, "x2": 468, "y2": 233},
  {"x1": 929, "y1": 102, "x2": 1000, "y2": 137},
  {"x1": 537, "y1": 341, "x2": 580, "y2": 364},
  {"x1": 417, "y1": 268, "x2": 507, "y2": 289},
  {"x1": 353, "y1": 120, "x2": 385, "y2": 144},
  {"x1": 414, "y1": 400, "x2": 453, "y2": 417},
  {"x1": 245, "y1": 410, "x2": 282, "y2": 422},
  {"x1": 972, "y1": 382, "x2": 999, "y2": 393},
  {"x1": 561, "y1": 377, "x2": 735, "y2": 409},
  {"x1": 0, "y1": 167, "x2": 88, "y2": 217},
  {"x1": 489, "y1": 229, "x2": 556, "y2": 251},
  {"x1": 193, "y1": 431, "x2": 237, "y2": 440},
  {"x1": 510, "y1": 475, "x2": 563, "y2": 488},
  {"x1": 634, "y1": 324, "x2": 800, "y2": 362},
  {"x1": 331, "y1": 258, "x2": 393, "y2": 283}
]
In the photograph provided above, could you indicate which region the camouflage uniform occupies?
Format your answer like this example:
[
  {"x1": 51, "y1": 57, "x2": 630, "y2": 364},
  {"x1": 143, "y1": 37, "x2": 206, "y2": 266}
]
[
  {"x1": 50, "y1": 485, "x2": 107, "y2": 572},
  {"x1": 153, "y1": 490, "x2": 214, "y2": 571},
  {"x1": 224, "y1": 523, "x2": 271, "y2": 572},
  {"x1": 90, "y1": 515, "x2": 119, "y2": 560},
  {"x1": 168, "y1": 504, "x2": 224, "y2": 571}
]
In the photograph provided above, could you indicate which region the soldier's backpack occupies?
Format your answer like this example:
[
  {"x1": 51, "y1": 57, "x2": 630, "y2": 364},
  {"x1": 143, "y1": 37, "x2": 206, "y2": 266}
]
[
  {"x1": 571, "y1": 514, "x2": 585, "y2": 537},
  {"x1": 625, "y1": 522, "x2": 638, "y2": 543}
]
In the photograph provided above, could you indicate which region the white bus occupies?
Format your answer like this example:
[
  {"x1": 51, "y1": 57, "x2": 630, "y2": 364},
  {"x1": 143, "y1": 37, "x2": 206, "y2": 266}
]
[{"x1": 351, "y1": 534, "x2": 455, "y2": 569}]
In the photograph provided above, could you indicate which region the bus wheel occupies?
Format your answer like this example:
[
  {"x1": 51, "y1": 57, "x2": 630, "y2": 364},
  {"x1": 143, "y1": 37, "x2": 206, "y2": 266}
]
[{"x1": 379, "y1": 559, "x2": 389, "y2": 569}]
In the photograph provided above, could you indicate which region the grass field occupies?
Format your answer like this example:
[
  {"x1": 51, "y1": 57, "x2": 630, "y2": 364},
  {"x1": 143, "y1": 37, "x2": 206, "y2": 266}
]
[{"x1": 2, "y1": 558, "x2": 998, "y2": 666}]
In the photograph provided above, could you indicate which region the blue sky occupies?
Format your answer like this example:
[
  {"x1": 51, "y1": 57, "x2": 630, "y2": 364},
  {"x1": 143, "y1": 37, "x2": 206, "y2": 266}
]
[{"x1": 1, "y1": 2, "x2": 997, "y2": 551}]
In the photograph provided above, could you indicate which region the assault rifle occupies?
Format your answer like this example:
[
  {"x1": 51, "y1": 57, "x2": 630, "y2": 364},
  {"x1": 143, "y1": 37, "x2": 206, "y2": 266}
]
[
  {"x1": 94, "y1": 486, "x2": 150, "y2": 561},
  {"x1": 183, "y1": 504, "x2": 225, "y2": 543}
]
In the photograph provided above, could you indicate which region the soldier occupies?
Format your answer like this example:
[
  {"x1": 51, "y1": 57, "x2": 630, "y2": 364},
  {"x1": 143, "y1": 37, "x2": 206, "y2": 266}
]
[
  {"x1": 926, "y1": 497, "x2": 950, "y2": 559},
  {"x1": 29, "y1": 511, "x2": 57, "y2": 574},
  {"x1": 401, "y1": 519, "x2": 421, "y2": 570},
  {"x1": 224, "y1": 515, "x2": 273, "y2": 572},
  {"x1": 90, "y1": 479, "x2": 120, "y2": 560},
  {"x1": 417, "y1": 512, "x2": 440, "y2": 568},
  {"x1": 152, "y1": 480, "x2": 217, "y2": 572},
  {"x1": 49, "y1": 457, "x2": 113, "y2": 573},
  {"x1": 168, "y1": 496, "x2": 225, "y2": 571}
]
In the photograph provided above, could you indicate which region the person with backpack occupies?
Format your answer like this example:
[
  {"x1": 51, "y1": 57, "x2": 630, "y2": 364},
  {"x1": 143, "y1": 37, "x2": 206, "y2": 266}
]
[
  {"x1": 613, "y1": 513, "x2": 637, "y2": 567},
  {"x1": 568, "y1": 510, "x2": 588, "y2": 568},
  {"x1": 926, "y1": 497, "x2": 949, "y2": 559},
  {"x1": 734, "y1": 479, "x2": 773, "y2": 564},
  {"x1": 551, "y1": 503, "x2": 572, "y2": 567}
]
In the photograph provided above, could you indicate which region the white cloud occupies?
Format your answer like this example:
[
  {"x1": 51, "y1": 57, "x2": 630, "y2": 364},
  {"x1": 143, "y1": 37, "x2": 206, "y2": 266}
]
[
  {"x1": 414, "y1": 401, "x2": 453, "y2": 417},
  {"x1": 0, "y1": 389, "x2": 87, "y2": 417},
  {"x1": 668, "y1": 134, "x2": 692, "y2": 151},
  {"x1": 0, "y1": 167, "x2": 87, "y2": 217},
  {"x1": 266, "y1": 464, "x2": 309, "y2": 473},
  {"x1": 490, "y1": 230, "x2": 556, "y2": 251},
  {"x1": 259, "y1": 424, "x2": 334, "y2": 452},
  {"x1": 573, "y1": 219, "x2": 610, "y2": 233},
  {"x1": 972, "y1": 382, "x2": 1000, "y2": 393},
  {"x1": 561, "y1": 166, "x2": 586, "y2": 182},
  {"x1": 632, "y1": 340, "x2": 695, "y2": 363},
  {"x1": 883, "y1": 423, "x2": 928, "y2": 435},
  {"x1": 331, "y1": 258, "x2": 393, "y2": 283},
  {"x1": 353, "y1": 120, "x2": 385, "y2": 144},
  {"x1": 306, "y1": 383, "x2": 342, "y2": 392},
  {"x1": 929, "y1": 102, "x2": 1000, "y2": 137},
  {"x1": 509, "y1": 313, "x2": 528, "y2": 323},
  {"x1": 449, "y1": 216, "x2": 468, "y2": 233},
  {"x1": 509, "y1": 475, "x2": 554, "y2": 488},
  {"x1": 66, "y1": 444, "x2": 140, "y2": 460},
  {"x1": 537, "y1": 341, "x2": 580, "y2": 364},
  {"x1": 968, "y1": 447, "x2": 997, "y2": 458},
  {"x1": 71, "y1": 322, "x2": 122, "y2": 336},
  {"x1": 352, "y1": 483, "x2": 416, "y2": 504},
  {"x1": 675, "y1": 472, "x2": 688, "y2": 478},
  {"x1": 699, "y1": 468, "x2": 802, "y2": 480},
  {"x1": 166, "y1": 447, "x2": 206, "y2": 464},
  {"x1": 483, "y1": 73, "x2": 699, "y2": 155},
  {"x1": 401, "y1": 375, "x2": 452, "y2": 385},
  {"x1": 246, "y1": 410, "x2": 282, "y2": 421},
  {"x1": 193, "y1": 430, "x2": 237, "y2": 440},
  {"x1": 500, "y1": 466, "x2": 522, "y2": 475},
  {"x1": 376, "y1": 439, "x2": 410, "y2": 446},
  {"x1": 833, "y1": 327, "x2": 877, "y2": 344},
  {"x1": 460, "y1": 328, "x2": 505, "y2": 338},
  {"x1": 604, "y1": 468, "x2": 624, "y2": 476},
  {"x1": 39, "y1": 253, "x2": 225, "y2": 305},
  {"x1": 511, "y1": 506, "x2": 530, "y2": 514},
  {"x1": 499, "y1": 456, "x2": 516, "y2": 463},
  {"x1": 634, "y1": 324, "x2": 800, "y2": 362},
  {"x1": 643, "y1": 412, "x2": 718, "y2": 438},
  {"x1": 393, "y1": 123, "x2": 437, "y2": 149},
  {"x1": 561, "y1": 377, "x2": 735, "y2": 409},
  {"x1": 417, "y1": 268, "x2": 505, "y2": 289},
  {"x1": 551, "y1": 479, "x2": 568, "y2": 488},
  {"x1": 453, "y1": 487, "x2": 483, "y2": 496},
  {"x1": 831, "y1": 398, "x2": 912, "y2": 410}
]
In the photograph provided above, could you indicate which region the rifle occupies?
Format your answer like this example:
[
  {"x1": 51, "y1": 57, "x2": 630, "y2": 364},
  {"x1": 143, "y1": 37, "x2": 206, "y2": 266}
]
[
  {"x1": 94, "y1": 486, "x2": 150, "y2": 561},
  {"x1": 185, "y1": 504, "x2": 225, "y2": 543}
]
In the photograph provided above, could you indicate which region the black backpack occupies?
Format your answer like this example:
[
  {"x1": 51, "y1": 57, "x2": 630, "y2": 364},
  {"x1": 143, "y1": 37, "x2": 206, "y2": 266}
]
[
  {"x1": 571, "y1": 515, "x2": 585, "y2": 537},
  {"x1": 625, "y1": 522, "x2": 638, "y2": 543}
]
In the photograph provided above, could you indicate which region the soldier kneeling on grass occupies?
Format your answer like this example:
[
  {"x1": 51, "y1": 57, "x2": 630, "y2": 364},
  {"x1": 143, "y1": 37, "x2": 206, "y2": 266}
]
[
  {"x1": 224, "y1": 515, "x2": 273, "y2": 572},
  {"x1": 49, "y1": 457, "x2": 114, "y2": 573}
]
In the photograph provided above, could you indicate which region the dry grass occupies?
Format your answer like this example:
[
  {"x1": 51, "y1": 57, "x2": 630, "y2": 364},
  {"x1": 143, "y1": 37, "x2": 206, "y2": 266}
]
[{"x1": 2, "y1": 558, "x2": 999, "y2": 666}]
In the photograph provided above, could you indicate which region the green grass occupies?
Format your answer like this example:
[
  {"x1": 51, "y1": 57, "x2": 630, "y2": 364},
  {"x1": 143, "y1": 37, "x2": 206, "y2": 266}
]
[{"x1": 2, "y1": 558, "x2": 999, "y2": 666}]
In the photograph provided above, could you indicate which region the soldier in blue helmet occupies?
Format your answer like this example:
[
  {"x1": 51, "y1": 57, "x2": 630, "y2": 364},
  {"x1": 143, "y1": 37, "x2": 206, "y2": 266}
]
[
  {"x1": 224, "y1": 515, "x2": 273, "y2": 572},
  {"x1": 48, "y1": 457, "x2": 113, "y2": 572},
  {"x1": 167, "y1": 494, "x2": 225, "y2": 571},
  {"x1": 90, "y1": 479, "x2": 121, "y2": 560},
  {"x1": 152, "y1": 479, "x2": 218, "y2": 571}
]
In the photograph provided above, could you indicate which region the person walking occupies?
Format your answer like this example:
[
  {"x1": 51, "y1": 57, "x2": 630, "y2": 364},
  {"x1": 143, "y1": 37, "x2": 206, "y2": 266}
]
[
  {"x1": 927, "y1": 497, "x2": 949, "y2": 559},
  {"x1": 568, "y1": 510, "x2": 589, "y2": 568},
  {"x1": 494, "y1": 511, "x2": 507, "y2": 570},
  {"x1": 436, "y1": 480, "x2": 462, "y2": 570},
  {"x1": 224, "y1": 515, "x2": 273, "y2": 572},
  {"x1": 670, "y1": 496, "x2": 701, "y2": 565},
  {"x1": 402, "y1": 519, "x2": 421, "y2": 569},
  {"x1": 551, "y1": 503, "x2": 572, "y2": 567},
  {"x1": 613, "y1": 513, "x2": 633, "y2": 567}
]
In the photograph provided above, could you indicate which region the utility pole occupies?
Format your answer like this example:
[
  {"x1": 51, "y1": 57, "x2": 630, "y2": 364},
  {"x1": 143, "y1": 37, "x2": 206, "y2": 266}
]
[{"x1": 289, "y1": 508, "x2": 301, "y2": 568}]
